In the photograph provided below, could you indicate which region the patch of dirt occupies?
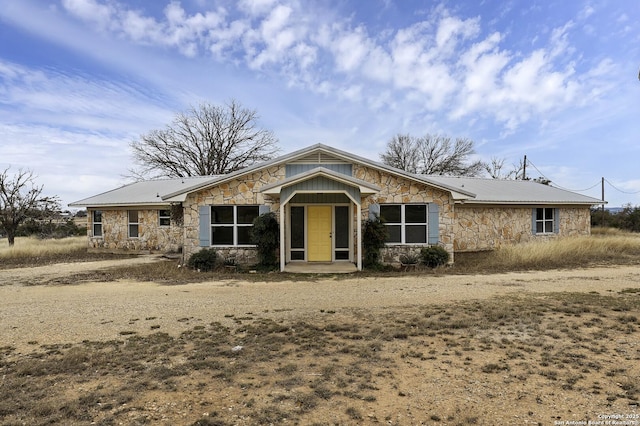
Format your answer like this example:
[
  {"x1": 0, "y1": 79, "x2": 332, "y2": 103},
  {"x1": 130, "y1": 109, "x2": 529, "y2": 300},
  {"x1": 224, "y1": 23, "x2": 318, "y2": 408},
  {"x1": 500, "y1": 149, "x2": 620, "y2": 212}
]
[{"x1": 0, "y1": 259, "x2": 639, "y2": 425}]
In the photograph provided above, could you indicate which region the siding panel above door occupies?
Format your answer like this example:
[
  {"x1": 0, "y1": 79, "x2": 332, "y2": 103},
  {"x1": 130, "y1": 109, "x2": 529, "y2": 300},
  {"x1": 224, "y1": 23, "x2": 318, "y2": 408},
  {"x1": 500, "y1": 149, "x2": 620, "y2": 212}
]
[{"x1": 286, "y1": 164, "x2": 352, "y2": 177}]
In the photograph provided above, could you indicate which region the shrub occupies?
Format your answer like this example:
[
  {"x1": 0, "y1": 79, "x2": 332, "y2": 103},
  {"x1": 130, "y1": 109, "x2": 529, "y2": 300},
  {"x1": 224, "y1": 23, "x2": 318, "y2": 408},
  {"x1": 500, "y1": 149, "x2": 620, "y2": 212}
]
[
  {"x1": 399, "y1": 253, "x2": 420, "y2": 265},
  {"x1": 362, "y1": 215, "x2": 388, "y2": 269},
  {"x1": 17, "y1": 219, "x2": 85, "y2": 239},
  {"x1": 421, "y1": 246, "x2": 449, "y2": 268},
  {"x1": 251, "y1": 212, "x2": 279, "y2": 268},
  {"x1": 187, "y1": 248, "x2": 217, "y2": 272}
]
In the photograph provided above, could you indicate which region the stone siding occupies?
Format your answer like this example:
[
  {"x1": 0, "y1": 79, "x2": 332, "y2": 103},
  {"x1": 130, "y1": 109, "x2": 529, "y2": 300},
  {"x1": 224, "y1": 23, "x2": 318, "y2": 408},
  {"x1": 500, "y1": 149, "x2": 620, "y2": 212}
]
[
  {"x1": 354, "y1": 165, "x2": 455, "y2": 264},
  {"x1": 454, "y1": 205, "x2": 591, "y2": 252},
  {"x1": 87, "y1": 208, "x2": 182, "y2": 252},
  {"x1": 182, "y1": 166, "x2": 284, "y2": 262}
]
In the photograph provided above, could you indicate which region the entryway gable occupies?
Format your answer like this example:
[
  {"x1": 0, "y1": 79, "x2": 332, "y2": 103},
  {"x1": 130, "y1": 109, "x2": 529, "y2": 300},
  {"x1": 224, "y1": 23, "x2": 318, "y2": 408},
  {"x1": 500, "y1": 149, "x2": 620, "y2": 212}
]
[
  {"x1": 261, "y1": 166, "x2": 380, "y2": 200},
  {"x1": 259, "y1": 167, "x2": 377, "y2": 272},
  {"x1": 281, "y1": 176, "x2": 360, "y2": 204}
]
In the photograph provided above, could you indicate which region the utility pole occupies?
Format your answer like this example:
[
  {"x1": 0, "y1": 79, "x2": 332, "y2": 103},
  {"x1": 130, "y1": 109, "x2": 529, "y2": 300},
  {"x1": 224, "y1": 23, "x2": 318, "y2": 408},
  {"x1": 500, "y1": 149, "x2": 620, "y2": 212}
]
[
  {"x1": 523, "y1": 155, "x2": 527, "y2": 180},
  {"x1": 601, "y1": 177, "x2": 605, "y2": 226}
]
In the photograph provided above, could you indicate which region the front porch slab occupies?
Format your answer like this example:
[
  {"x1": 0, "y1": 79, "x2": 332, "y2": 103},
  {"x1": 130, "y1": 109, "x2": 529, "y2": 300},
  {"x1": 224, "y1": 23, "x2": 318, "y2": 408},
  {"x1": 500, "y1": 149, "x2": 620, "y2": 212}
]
[{"x1": 283, "y1": 262, "x2": 357, "y2": 274}]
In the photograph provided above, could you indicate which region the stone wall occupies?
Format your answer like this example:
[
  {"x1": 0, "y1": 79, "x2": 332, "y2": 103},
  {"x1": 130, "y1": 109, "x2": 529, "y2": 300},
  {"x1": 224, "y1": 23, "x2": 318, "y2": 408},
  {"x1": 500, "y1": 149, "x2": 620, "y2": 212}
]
[
  {"x1": 182, "y1": 166, "x2": 284, "y2": 262},
  {"x1": 88, "y1": 208, "x2": 182, "y2": 252},
  {"x1": 453, "y1": 205, "x2": 592, "y2": 252},
  {"x1": 354, "y1": 165, "x2": 455, "y2": 263}
]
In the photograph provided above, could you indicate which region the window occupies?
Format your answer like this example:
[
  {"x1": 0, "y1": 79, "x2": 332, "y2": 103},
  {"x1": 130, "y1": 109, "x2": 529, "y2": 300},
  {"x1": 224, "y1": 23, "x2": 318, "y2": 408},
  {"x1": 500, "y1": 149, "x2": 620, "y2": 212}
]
[
  {"x1": 535, "y1": 208, "x2": 556, "y2": 234},
  {"x1": 159, "y1": 209, "x2": 171, "y2": 226},
  {"x1": 290, "y1": 206, "x2": 305, "y2": 260},
  {"x1": 128, "y1": 210, "x2": 139, "y2": 238},
  {"x1": 211, "y1": 205, "x2": 259, "y2": 246},
  {"x1": 334, "y1": 205, "x2": 350, "y2": 260},
  {"x1": 380, "y1": 204, "x2": 427, "y2": 244},
  {"x1": 92, "y1": 210, "x2": 102, "y2": 237}
]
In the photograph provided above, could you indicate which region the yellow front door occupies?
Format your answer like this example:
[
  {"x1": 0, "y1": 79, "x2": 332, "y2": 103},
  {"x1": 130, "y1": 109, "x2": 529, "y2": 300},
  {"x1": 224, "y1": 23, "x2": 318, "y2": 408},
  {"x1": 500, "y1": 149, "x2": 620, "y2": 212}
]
[{"x1": 307, "y1": 205, "x2": 332, "y2": 262}]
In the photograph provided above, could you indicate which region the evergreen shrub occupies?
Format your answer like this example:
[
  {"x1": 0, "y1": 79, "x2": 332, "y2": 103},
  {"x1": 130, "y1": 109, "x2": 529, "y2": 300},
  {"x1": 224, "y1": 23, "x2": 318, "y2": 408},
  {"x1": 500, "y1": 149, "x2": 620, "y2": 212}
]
[{"x1": 420, "y1": 246, "x2": 450, "y2": 268}]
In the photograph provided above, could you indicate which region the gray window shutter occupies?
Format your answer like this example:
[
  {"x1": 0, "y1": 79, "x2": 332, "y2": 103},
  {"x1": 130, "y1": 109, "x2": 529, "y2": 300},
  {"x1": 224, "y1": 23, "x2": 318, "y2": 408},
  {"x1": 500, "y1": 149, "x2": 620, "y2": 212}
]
[
  {"x1": 368, "y1": 203, "x2": 380, "y2": 220},
  {"x1": 259, "y1": 205, "x2": 271, "y2": 215},
  {"x1": 554, "y1": 208, "x2": 560, "y2": 234},
  {"x1": 199, "y1": 206, "x2": 210, "y2": 247},
  {"x1": 532, "y1": 208, "x2": 537, "y2": 235},
  {"x1": 428, "y1": 203, "x2": 439, "y2": 244}
]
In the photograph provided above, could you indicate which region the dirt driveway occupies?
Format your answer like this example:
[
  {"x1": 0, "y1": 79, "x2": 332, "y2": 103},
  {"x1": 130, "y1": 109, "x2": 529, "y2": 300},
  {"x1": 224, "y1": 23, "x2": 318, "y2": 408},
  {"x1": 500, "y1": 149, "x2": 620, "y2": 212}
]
[{"x1": 1, "y1": 258, "x2": 639, "y2": 353}]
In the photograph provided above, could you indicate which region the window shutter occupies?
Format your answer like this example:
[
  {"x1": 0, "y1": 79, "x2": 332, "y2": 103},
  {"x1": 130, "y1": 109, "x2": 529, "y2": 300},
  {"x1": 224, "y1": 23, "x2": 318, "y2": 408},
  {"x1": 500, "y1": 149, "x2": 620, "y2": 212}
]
[
  {"x1": 368, "y1": 203, "x2": 380, "y2": 220},
  {"x1": 199, "y1": 206, "x2": 210, "y2": 246},
  {"x1": 532, "y1": 208, "x2": 537, "y2": 235},
  {"x1": 259, "y1": 205, "x2": 271, "y2": 215},
  {"x1": 428, "y1": 203, "x2": 439, "y2": 245},
  {"x1": 554, "y1": 208, "x2": 560, "y2": 234}
]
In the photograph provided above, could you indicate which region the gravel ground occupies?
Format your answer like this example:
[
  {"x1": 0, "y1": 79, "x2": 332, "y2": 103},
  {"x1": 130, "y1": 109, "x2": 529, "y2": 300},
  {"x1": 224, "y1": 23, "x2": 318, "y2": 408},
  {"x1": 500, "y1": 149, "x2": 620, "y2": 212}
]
[{"x1": 1, "y1": 258, "x2": 639, "y2": 353}]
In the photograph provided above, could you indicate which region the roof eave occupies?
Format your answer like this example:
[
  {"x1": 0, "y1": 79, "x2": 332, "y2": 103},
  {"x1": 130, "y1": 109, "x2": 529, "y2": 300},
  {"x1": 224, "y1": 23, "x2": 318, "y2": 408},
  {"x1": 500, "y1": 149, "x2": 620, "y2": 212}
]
[
  {"x1": 67, "y1": 202, "x2": 172, "y2": 208},
  {"x1": 457, "y1": 200, "x2": 605, "y2": 205}
]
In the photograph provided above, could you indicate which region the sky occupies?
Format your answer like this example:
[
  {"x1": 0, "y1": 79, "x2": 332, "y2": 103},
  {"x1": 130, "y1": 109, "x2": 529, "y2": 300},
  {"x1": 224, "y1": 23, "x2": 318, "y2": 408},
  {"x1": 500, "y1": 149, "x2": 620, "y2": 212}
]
[{"x1": 1, "y1": 0, "x2": 639, "y2": 209}]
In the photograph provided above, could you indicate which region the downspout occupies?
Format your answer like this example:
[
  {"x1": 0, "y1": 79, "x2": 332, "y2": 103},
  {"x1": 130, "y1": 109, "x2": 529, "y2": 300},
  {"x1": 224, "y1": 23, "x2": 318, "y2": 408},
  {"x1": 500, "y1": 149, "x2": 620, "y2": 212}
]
[
  {"x1": 356, "y1": 203, "x2": 362, "y2": 271},
  {"x1": 280, "y1": 202, "x2": 285, "y2": 272}
]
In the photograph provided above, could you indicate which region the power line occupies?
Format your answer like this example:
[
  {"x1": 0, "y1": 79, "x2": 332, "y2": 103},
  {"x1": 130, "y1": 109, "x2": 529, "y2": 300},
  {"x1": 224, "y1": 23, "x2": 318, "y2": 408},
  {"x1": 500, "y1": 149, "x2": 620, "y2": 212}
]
[
  {"x1": 524, "y1": 158, "x2": 640, "y2": 195},
  {"x1": 604, "y1": 178, "x2": 640, "y2": 195},
  {"x1": 525, "y1": 158, "x2": 601, "y2": 193}
]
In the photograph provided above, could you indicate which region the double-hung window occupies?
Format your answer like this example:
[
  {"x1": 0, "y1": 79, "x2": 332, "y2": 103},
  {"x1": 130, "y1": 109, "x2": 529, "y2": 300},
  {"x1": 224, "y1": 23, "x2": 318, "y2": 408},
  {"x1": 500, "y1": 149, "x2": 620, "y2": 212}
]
[
  {"x1": 92, "y1": 210, "x2": 102, "y2": 237},
  {"x1": 159, "y1": 209, "x2": 171, "y2": 227},
  {"x1": 128, "y1": 210, "x2": 139, "y2": 238},
  {"x1": 211, "y1": 205, "x2": 259, "y2": 246},
  {"x1": 380, "y1": 204, "x2": 428, "y2": 244},
  {"x1": 534, "y1": 208, "x2": 557, "y2": 234}
]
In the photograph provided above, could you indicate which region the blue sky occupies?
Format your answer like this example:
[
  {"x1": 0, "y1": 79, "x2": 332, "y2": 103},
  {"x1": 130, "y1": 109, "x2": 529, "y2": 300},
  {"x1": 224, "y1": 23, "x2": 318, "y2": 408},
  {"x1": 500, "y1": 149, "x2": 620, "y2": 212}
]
[{"x1": 1, "y1": 0, "x2": 638, "y2": 208}]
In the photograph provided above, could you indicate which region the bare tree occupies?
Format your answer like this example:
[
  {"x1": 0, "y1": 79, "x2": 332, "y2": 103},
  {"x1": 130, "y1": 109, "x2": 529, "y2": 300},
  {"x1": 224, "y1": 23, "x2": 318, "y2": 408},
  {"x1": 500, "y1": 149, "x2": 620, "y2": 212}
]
[
  {"x1": 484, "y1": 156, "x2": 508, "y2": 179},
  {"x1": 380, "y1": 134, "x2": 420, "y2": 173},
  {"x1": 0, "y1": 167, "x2": 60, "y2": 246},
  {"x1": 130, "y1": 100, "x2": 279, "y2": 178},
  {"x1": 484, "y1": 157, "x2": 528, "y2": 180},
  {"x1": 381, "y1": 133, "x2": 485, "y2": 176}
]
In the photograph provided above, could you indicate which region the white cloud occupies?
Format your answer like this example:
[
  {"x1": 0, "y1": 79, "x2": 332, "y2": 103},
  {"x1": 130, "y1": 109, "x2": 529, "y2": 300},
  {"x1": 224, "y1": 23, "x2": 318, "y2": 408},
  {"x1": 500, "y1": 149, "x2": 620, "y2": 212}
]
[
  {"x1": 331, "y1": 26, "x2": 371, "y2": 72},
  {"x1": 578, "y1": 4, "x2": 595, "y2": 20},
  {"x1": 435, "y1": 15, "x2": 480, "y2": 53},
  {"x1": 0, "y1": 61, "x2": 166, "y2": 133},
  {"x1": 0, "y1": 122, "x2": 132, "y2": 205},
  {"x1": 248, "y1": 4, "x2": 299, "y2": 68},
  {"x1": 238, "y1": 0, "x2": 277, "y2": 17},
  {"x1": 61, "y1": 0, "x2": 115, "y2": 29},
  {"x1": 53, "y1": 0, "x2": 614, "y2": 135}
]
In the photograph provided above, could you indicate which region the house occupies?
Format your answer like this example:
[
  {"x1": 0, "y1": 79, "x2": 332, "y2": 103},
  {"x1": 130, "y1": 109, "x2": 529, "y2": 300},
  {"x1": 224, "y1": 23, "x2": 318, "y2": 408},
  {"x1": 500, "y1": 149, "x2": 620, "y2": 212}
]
[{"x1": 69, "y1": 143, "x2": 602, "y2": 271}]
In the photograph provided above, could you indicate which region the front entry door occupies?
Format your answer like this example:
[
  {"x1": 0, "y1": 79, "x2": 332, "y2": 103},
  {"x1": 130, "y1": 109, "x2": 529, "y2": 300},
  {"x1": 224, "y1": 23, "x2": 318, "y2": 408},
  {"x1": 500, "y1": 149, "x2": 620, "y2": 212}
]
[{"x1": 307, "y1": 205, "x2": 332, "y2": 261}]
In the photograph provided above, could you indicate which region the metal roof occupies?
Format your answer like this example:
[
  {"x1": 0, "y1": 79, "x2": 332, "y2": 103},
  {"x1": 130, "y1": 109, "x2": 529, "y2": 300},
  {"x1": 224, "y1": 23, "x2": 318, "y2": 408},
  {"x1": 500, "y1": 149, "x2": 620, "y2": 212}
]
[
  {"x1": 68, "y1": 145, "x2": 603, "y2": 208},
  {"x1": 159, "y1": 143, "x2": 477, "y2": 200},
  {"x1": 68, "y1": 176, "x2": 219, "y2": 207},
  {"x1": 425, "y1": 176, "x2": 603, "y2": 205}
]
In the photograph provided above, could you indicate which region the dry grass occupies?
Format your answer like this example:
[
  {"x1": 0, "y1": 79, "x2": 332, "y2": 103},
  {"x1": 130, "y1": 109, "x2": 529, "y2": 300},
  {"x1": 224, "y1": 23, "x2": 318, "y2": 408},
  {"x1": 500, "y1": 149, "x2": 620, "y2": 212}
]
[
  {"x1": 3, "y1": 231, "x2": 640, "y2": 280},
  {"x1": 1, "y1": 291, "x2": 638, "y2": 425},
  {"x1": 0, "y1": 236, "x2": 87, "y2": 258},
  {"x1": 0, "y1": 236, "x2": 131, "y2": 269},
  {"x1": 496, "y1": 234, "x2": 640, "y2": 265},
  {"x1": 2, "y1": 230, "x2": 640, "y2": 424},
  {"x1": 454, "y1": 230, "x2": 640, "y2": 274}
]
